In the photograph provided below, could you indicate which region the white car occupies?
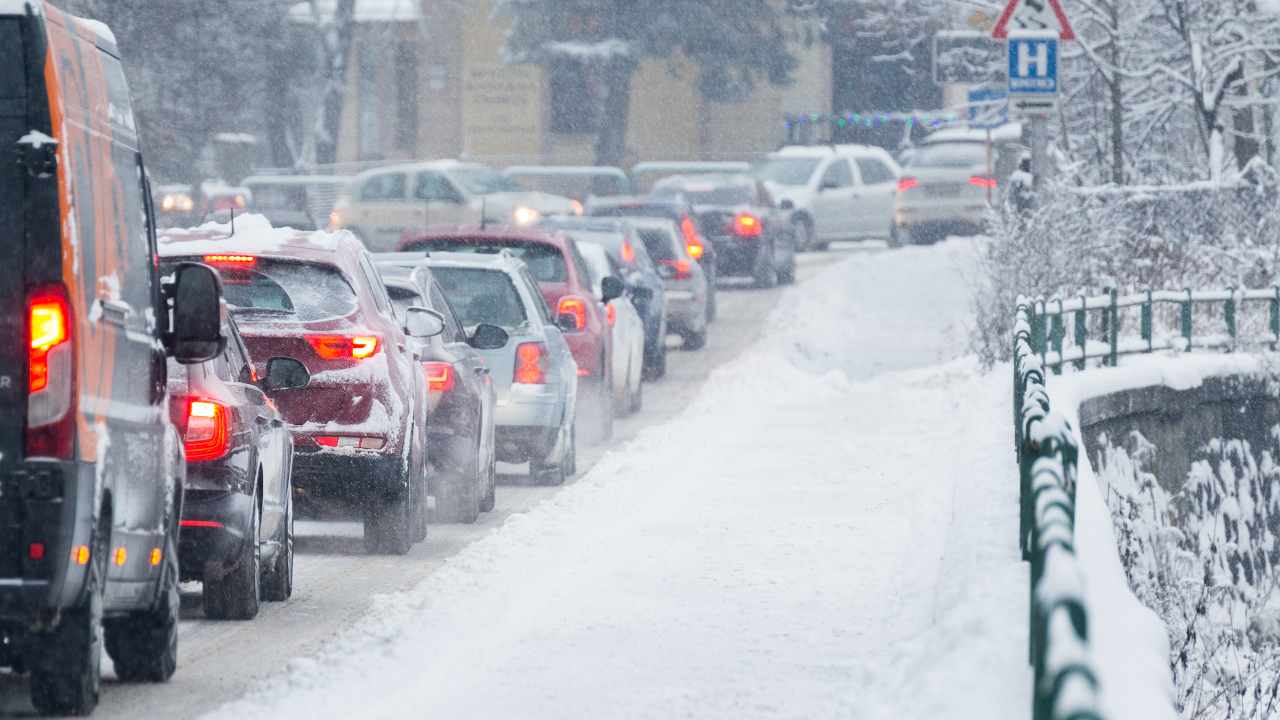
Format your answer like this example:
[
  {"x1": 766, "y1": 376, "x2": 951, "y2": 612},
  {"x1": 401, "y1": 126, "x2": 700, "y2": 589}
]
[
  {"x1": 892, "y1": 124, "x2": 1024, "y2": 246},
  {"x1": 753, "y1": 145, "x2": 901, "y2": 251},
  {"x1": 577, "y1": 242, "x2": 646, "y2": 415},
  {"x1": 329, "y1": 160, "x2": 581, "y2": 252}
]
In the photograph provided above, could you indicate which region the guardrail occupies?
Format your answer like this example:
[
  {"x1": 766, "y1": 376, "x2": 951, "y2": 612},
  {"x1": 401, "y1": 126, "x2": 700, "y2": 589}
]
[
  {"x1": 1013, "y1": 300, "x2": 1105, "y2": 720},
  {"x1": 1026, "y1": 289, "x2": 1280, "y2": 373}
]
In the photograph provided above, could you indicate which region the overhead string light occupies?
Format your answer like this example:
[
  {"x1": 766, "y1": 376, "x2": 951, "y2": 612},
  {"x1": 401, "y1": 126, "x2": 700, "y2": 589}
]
[{"x1": 783, "y1": 110, "x2": 961, "y2": 130}]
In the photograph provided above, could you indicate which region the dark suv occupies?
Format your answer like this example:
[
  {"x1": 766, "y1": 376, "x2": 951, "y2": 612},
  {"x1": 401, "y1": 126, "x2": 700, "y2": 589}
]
[{"x1": 165, "y1": 312, "x2": 309, "y2": 619}]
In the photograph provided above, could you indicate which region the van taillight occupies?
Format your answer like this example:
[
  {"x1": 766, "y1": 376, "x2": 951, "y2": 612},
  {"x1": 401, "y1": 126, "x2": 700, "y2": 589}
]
[
  {"x1": 184, "y1": 399, "x2": 230, "y2": 462},
  {"x1": 306, "y1": 335, "x2": 381, "y2": 360},
  {"x1": 27, "y1": 286, "x2": 75, "y2": 459},
  {"x1": 557, "y1": 296, "x2": 589, "y2": 332},
  {"x1": 733, "y1": 213, "x2": 763, "y2": 238},
  {"x1": 514, "y1": 342, "x2": 547, "y2": 385},
  {"x1": 423, "y1": 362, "x2": 456, "y2": 393}
]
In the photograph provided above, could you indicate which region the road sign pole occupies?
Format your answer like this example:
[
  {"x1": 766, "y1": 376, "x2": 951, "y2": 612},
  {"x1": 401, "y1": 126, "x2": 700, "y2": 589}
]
[{"x1": 1030, "y1": 115, "x2": 1050, "y2": 195}]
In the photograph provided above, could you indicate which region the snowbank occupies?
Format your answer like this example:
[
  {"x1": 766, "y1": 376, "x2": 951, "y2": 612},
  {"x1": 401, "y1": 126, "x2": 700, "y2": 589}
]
[
  {"x1": 1046, "y1": 354, "x2": 1265, "y2": 719},
  {"x1": 203, "y1": 240, "x2": 1029, "y2": 720}
]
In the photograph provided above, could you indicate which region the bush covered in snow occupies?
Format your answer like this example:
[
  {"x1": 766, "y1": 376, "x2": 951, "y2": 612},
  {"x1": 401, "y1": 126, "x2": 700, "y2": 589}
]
[{"x1": 972, "y1": 181, "x2": 1280, "y2": 367}]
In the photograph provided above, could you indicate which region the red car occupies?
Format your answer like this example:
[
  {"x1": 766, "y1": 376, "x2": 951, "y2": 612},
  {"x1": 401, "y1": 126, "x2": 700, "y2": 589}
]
[
  {"x1": 160, "y1": 229, "x2": 431, "y2": 555},
  {"x1": 400, "y1": 226, "x2": 619, "y2": 441}
]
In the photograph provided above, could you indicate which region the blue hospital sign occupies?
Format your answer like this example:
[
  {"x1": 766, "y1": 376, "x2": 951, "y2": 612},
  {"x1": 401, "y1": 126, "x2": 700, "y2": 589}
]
[{"x1": 1007, "y1": 37, "x2": 1058, "y2": 95}]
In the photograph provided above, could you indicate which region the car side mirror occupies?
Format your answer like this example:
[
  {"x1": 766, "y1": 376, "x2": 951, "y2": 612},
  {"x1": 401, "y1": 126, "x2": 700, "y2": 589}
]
[
  {"x1": 470, "y1": 323, "x2": 509, "y2": 350},
  {"x1": 557, "y1": 314, "x2": 580, "y2": 333},
  {"x1": 404, "y1": 307, "x2": 445, "y2": 338},
  {"x1": 779, "y1": 199, "x2": 795, "y2": 211},
  {"x1": 169, "y1": 263, "x2": 225, "y2": 364},
  {"x1": 601, "y1": 276, "x2": 625, "y2": 304},
  {"x1": 262, "y1": 357, "x2": 310, "y2": 393}
]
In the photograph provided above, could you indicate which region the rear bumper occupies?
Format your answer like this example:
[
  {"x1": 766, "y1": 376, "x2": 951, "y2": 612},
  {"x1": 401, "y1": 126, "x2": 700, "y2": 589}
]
[
  {"x1": 564, "y1": 333, "x2": 605, "y2": 379},
  {"x1": 895, "y1": 200, "x2": 989, "y2": 229},
  {"x1": 290, "y1": 450, "x2": 405, "y2": 511},
  {"x1": 709, "y1": 237, "x2": 763, "y2": 277},
  {"x1": 178, "y1": 490, "x2": 252, "y2": 582},
  {"x1": 665, "y1": 287, "x2": 707, "y2": 333},
  {"x1": 495, "y1": 425, "x2": 560, "y2": 464},
  {"x1": 0, "y1": 460, "x2": 95, "y2": 623},
  {"x1": 495, "y1": 383, "x2": 565, "y2": 430}
]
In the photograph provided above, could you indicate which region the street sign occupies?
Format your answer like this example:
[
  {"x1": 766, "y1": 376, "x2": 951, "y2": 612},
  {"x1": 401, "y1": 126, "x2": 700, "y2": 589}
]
[
  {"x1": 992, "y1": 0, "x2": 1076, "y2": 41},
  {"x1": 967, "y1": 87, "x2": 1009, "y2": 129},
  {"x1": 1007, "y1": 32, "x2": 1059, "y2": 99},
  {"x1": 933, "y1": 31, "x2": 1005, "y2": 85}
]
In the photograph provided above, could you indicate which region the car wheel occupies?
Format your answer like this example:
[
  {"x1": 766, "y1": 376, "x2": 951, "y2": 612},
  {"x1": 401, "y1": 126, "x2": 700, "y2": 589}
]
[
  {"x1": 30, "y1": 513, "x2": 106, "y2": 716},
  {"x1": 531, "y1": 423, "x2": 569, "y2": 486},
  {"x1": 262, "y1": 493, "x2": 294, "y2": 602},
  {"x1": 366, "y1": 491, "x2": 414, "y2": 555},
  {"x1": 753, "y1": 245, "x2": 778, "y2": 289},
  {"x1": 412, "y1": 472, "x2": 429, "y2": 542},
  {"x1": 792, "y1": 215, "x2": 814, "y2": 252},
  {"x1": 643, "y1": 338, "x2": 667, "y2": 381},
  {"x1": 888, "y1": 225, "x2": 904, "y2": 249},
  {"x1": 598, "y1": 376, "x2": 614, "y2": 443},
  {"x1": 106, "y1": 526, "x2": 180, "y2": 681},
  {"x1": 630, "y1": 367, "x2": 644, "y2": 413},
  {"x1": 564, "y1": 423, "x2": 578, "y2": 479},
  {"x1": 439, "y1": 444, "x2": 481, "y2": 524},
  {"x1": 204, "y1": 495, "x2": 261, "y2": 620},
  {"x1": 479, "y1": 435, "x2": 496, "y2": 513},
  {"x1": 682, "y1": 327, "x2": 708, "y2": 351}
]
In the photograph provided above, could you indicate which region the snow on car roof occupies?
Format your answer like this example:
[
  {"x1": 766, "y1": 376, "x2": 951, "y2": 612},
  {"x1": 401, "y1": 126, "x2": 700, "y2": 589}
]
[
  {"x1": 504, "y1": 166, "x2": 627, "y2": 178},
  {"x1": 421, "y1": 250, "x2": 525, "y2": 271},
  {"x1": 158, "y1": 214, "x2": 354, "y2": 266},
  {"x1": 924, "y1": 123, "x2": 1023, "y2": 145},
  {"x1": 354, "y1": 159, "x2": 481, "y2": 179},
  {"x1": 772, "y1": 143, "x2": 888, "y2": 159}
]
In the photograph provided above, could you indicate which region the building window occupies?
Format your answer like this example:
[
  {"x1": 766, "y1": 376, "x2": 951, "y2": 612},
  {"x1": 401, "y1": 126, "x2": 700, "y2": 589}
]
[
  {"x1": 396, "y1": 42, "x2": 418, "y2": 152},
  {"x1": 549, "y1": 59, "x2": 600, "y2": 135}
]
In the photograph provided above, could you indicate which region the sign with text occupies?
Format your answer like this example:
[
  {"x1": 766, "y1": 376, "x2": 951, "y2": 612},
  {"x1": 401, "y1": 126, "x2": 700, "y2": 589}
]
[{"x1": 1007, "y1": 33, "x2": 1059, "y2": 98}]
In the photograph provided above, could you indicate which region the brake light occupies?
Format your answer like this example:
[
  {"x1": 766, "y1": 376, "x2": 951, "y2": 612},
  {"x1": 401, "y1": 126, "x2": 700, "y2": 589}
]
[
  {"x1": 659, "y1": 259, "x2": 693, "y2": 280},
  {"x1": 969, "y1": 175, "x2": 998, "y2": 189},
  {"x1": 184, "y1": 399, "x2": 230, "y2": 462},
  {"x1": 897, "y1": 177, "x2": 919, "y2": 192},
  {"x1": 423, "y1": 362, "x2": 456, "y2": 393},
  {"x1": 514, "y1": 342, "x2": 547, "y2": 385},
  {"x1": 557, "y1": 296, "x2": 589, "y2": 333},
  {"x1": 306, "y1": 335, "x2": 381, "y2": 360},
  {"x1": 621, "y1": 240, "x2": 636, "y2": 263},
  {"x1": 27, "y1": 286, "x2": 75, "y2": 459},
  {"x1": 181, "y1": 520, "x2": 224, "y2": 529},
  {"x1": 681, "y1": 216, "x2": 705, "y2": 260},
  {"x1": 733, "y1": 213, "x2": 763, "y2": 238},
  {"x1": 203, "y1": 254, "x2": 256, "y2": 265},
  {"x1": 313, "y1": 435, "x2": 385, "y2": 450},
  {"x1": 606, "y1": 303, "x2": 617, "y2": 327}
]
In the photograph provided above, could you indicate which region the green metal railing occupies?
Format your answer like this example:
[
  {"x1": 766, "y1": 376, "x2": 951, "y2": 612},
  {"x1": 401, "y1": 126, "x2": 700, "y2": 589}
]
[
  {"x1": 1026, "y1": 288, "x2": 1280, "y2": 373},
  {"x1": 1014, "y1": 301, "x2": 1105, "y2": 720}
]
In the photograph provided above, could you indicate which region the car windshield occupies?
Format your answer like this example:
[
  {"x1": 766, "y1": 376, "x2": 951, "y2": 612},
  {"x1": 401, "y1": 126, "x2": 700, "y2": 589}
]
[
  {"x1": 635, "y1": 227, "x2": 679, "y2": 261},
  {"x1": 907, "y1": 143, "x2": 988, "y2": 169},
  {"x1": 752, "y1": 157, "x2": 821, "y2": 186},
  {"x1": 652, "y1": 181, "x2": 755, "y2": 205},
  {"x1": 448, "y1": 166, "x2": 523, "y2": 195},
  {"x1": 195, "y1": 259, "x2": 358, "y2": 321},
  {"x1": 404, "y1": 239, "x2": 567, "y2": 283},
  {"x1": 432, "y1": 267, "x2": 529, "y2": 329}
]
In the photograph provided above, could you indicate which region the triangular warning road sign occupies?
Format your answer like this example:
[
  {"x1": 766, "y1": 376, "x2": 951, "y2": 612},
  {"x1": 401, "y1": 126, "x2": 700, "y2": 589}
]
[{"x1": 992, "y1": 0, "x2": 1076, "y2": 41}]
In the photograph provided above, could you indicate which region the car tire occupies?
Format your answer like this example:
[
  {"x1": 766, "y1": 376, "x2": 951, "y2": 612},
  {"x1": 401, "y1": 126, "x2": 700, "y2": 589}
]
[
  {"x1": 204, "y1": 496, "x2": 261, "y2": 621},
  {"x1": 598, "y1": 377, "x2": 614, "y2": 443},
  {"x1": 479, "y1": 438, "x2": 496, "y2": 513},
  {"x1": 564, "y1": 423, "x2": 577, "y2": 479},
  {"x1": 778, "y1": 256, "x2": 797, "y2": 285},
  {"x1": 792, "y1": 215, "x2": 814, "y2": 252},
  {"x1": 262, "y1": 494, "x2": 294, "y2": 602},
  {"x1": 888, "y1": 225, "x2": 904, "y2": 249},
  {"x1": 630, "y1": 369, "x2": 644, "y2": 413},
  {"x1": 366, "y1": 491, "x2": 414, "y2": 555},
  {"x1": 105, "y1": 527, "x2": 180, "y2": 682},
  {"x1": 753, "y1": 245, "x2": 778, "y2": 289},
  {"x1": 643, "y1": 339, "x2": 667, "y2": 381},
  {"x1": 29, "y1": 514, "x2": 107, "y2": 716},
  {"x1": 706, "y1": 267, "x2": 718, "y2": 322},
  {"x1": 532, "y1": 423, "x2": 570, "y2": 486},
  {"x1": 683, "y1": 326, "x2": 708, "y2": 351},
  {"x1": 438, "y1": 458, "x2": 481, "y2": 525}
]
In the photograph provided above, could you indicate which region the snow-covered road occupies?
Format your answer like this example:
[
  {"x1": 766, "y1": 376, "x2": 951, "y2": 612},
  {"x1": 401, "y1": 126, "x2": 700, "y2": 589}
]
[{"x1": 205, "y1": 240, "x2": 1030, "y2": 720}]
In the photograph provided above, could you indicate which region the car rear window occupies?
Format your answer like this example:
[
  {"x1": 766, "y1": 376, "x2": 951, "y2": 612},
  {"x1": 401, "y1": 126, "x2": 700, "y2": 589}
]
[
  {"x1": 404, "y1": 239, "x2": 568, "y2": 283},
  {"x1": 432, "y1": 267, "x2": 529, "y2": 330},
  {"x1": 635, "y1": 227, "x2": 679, "y2": 262},
  {"x1": 652, "y1": 181, "x2": 755, "y2": 206},
  {"x1": 385, "y1": 284, "x2": 423, "y2": 320},
  {"x1": 202, "y1": 260, "x2": 358, "y2": 321},
  {"x1": 589, "y1": 204, "x2": 679, "y2": 224},
  {"x1": 908, "y1": 143, "x2": 988, "y2": 169}
]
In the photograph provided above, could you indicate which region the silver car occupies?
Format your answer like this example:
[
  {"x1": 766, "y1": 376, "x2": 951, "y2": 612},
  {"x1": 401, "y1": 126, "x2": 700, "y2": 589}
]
[
  {"x1": 423, "y1": 251, "x2": 580, "y2": 485},
  {"x1": 628, "y1": 217, "x2": 710, "y2": 350}
]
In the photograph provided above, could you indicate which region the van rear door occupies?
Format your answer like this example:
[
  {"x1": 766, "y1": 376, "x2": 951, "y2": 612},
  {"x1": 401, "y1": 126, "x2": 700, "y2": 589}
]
[{"x1": 0, "y1": 17, "x2": 28, "y2": 471}]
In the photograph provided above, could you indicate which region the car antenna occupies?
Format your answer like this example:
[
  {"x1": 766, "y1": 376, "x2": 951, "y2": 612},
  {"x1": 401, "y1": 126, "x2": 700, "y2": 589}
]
[
  {"x1": 480, "y1": 195, "x2": 488, "y2": 230},
  {"x1": 224, "y1": 208, "x2": 237, "y2": 238}
]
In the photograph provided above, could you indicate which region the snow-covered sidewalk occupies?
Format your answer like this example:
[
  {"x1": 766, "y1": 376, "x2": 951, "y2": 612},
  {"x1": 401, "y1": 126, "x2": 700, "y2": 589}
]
[{"x1": 207, "y1": 241, "x2": 1029, "y2": 719}]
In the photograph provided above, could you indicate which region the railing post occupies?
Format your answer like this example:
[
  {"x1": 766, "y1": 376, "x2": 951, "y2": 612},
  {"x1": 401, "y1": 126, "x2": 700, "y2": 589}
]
[
  {"x1": 1141, "y1": 290, "x2": 1153, "y2": 353},
  {"x1": 1108, "y1": 288, "x2": 1119, "y2": 367},
  {"x1": 1074, "y1": 295, "x2": 1087, "y2": 371},
  {"x1": 1182, "y1": 288, "x2": 1193, "y2": 351},
  {"x1": 1050, "y1": 304, "x2": 1065, "y2": 375},
  {"x1": 1225, "y1": 288, "x2": 1237, "y2": 350},
  {"x1": 1032, "y1": 302, "x2": 1045, "y2": 357}
]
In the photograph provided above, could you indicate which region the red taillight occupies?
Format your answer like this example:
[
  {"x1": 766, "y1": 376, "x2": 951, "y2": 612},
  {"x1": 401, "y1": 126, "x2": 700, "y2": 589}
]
[
  {"x1": 681, "y1": 216, "x2": 705, "y2": 260},
  {"x1": 514, "y1": 342, "x2": 547, "y2": 385},
  {"x1": 557, "y1": 296, "x2": 588, "y2": 333},
  {"x1": 733, "y1": 213, "x2": 763, "y2": 238},
  {"x1": 184, "y1": 399, "x2": 230, "y2": 462},
  {"x1": 28, "y1": 543, "x2": 45, "y2": 561},
  {"x1": 180, "y1": 519, "x2": 224, "y2": 529},
  {"x1": 621, "y1": 241, "x2": 636, "y2": 263},
  {"x1": 27, "y1": 285, "x2": 75, "y2": 459},
  {"x1": 606, "y1": 303, "x2": 617, "y2": 327},
  {"x1": 897, "y1": 177, "x2": 919, "y2": 192},
  {"x1": 969, "y1": 175, "x2": 998, "y2": 189},
  {"x1": 203, "y1": 254, "x2": 256, "y2": 265},
  {"x1": 312, "y1": 435, "x2": 385, "y2": 450},
  {"x1": 423, "y1": 362, "x2": 456, "y2": 393},
  {"x1": 306, "y1": 335, "x2": 381, "y2": 360},
  {"x1": 659, "y1": 259, "x2": 693, "y2": 280}
]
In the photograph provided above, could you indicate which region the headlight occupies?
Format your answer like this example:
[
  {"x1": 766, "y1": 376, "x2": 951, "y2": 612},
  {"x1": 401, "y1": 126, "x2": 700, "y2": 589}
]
[
  {"x1": 161, "y1": 193, "x2": 194, "y2": 213},
  {"x1": 328, "y1": 209, "x2": 345, "y2": 230},
  {"x1": 570, "y1": 200, "x2": 584, "y2": 216},
  {"x1": 513, "y1": 206, "x2": 541, "y2": 225}
]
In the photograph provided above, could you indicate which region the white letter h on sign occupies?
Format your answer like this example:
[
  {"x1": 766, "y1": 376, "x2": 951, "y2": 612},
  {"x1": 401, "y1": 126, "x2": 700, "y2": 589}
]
[{"x1": 1018, "y1": 42, "x2": 1049, "y2": 78}]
